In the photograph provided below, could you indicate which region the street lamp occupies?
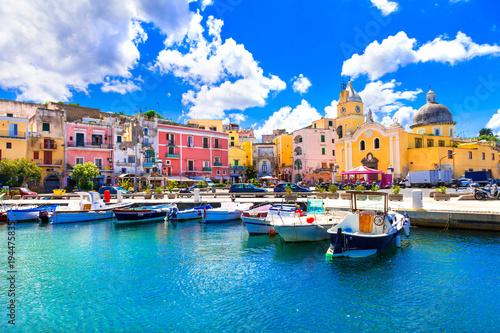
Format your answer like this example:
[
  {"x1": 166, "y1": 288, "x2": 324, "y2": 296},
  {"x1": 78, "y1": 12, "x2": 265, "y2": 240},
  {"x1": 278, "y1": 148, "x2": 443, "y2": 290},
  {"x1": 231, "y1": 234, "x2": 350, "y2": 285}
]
[
  {"x1": 332, "y1": 164, "x2": 339, "y2": 184},
  {"x1": 439, "y1": 152, "x2": 456, "y2": 170}
]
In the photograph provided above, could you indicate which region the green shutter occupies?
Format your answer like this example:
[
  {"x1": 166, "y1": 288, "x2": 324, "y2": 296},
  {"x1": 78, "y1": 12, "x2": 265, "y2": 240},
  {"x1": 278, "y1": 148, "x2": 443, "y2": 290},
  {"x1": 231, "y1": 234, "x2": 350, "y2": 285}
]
[
  {"x1": 321, "y1": 135, "x2": 325, "y2": 142},
  {"x1": 322, "y1": 148, "x2": 325, "y2": 155},
  {"x1": 42, "y1": 123, "x2": 50, "y2": 131}
]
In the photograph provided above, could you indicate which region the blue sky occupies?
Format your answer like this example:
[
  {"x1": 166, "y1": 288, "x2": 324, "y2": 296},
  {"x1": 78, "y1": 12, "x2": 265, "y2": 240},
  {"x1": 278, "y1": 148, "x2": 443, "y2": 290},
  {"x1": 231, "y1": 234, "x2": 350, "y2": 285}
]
[{"x1": 1, "y1": 0, "x2": 499, "y2": 139}]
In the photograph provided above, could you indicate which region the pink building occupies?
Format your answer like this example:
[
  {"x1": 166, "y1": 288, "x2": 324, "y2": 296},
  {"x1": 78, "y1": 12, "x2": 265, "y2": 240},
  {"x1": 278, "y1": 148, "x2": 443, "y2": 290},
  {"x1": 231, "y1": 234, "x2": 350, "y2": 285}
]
[
  {"x1": 157, "y1": 123, "x2": 229, "y2": 181},
  {"x1": 64, "y1": 119, "x2": 114, "y2": 188}
]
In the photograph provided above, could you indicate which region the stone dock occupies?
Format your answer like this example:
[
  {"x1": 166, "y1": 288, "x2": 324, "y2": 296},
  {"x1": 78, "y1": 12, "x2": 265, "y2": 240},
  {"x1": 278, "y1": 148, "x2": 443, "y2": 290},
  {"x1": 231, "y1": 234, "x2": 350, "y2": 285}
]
[{"x1": 4, "y1": 189, "x2": 500, "y2": 231}]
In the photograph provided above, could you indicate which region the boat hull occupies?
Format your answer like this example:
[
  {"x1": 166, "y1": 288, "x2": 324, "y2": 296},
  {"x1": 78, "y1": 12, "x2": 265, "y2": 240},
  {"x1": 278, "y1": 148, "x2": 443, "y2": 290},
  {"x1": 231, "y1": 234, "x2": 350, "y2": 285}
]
[
  {"x1": 7, "y1": 210, "x2": 40, "y2": 222},
  {"x1": 52, "y1": 210, "x2": 115, "y2": 224},
  {"x1": 242, "y1": 216, "x2": 273, "y2": 235},
  {"x1": 114, "y1": 210, "x2": 168, "y2": 225},
  {"x1": 328, "y1": 230, "x2": 398, "y2": 254},
  {"x1": 171, "y1": 210, "x2": 202, "y2": 221},
  {"x1": 203, "y1": 211, "x2": 242, "y2": 223},
  {"x1": 274, "y1": 223, "x2": 334, "y2": 242}
]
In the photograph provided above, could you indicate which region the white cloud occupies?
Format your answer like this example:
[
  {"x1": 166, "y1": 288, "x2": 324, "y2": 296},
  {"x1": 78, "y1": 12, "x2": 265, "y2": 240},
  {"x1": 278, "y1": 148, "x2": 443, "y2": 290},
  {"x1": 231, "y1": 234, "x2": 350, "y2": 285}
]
[
  {"x1": 253, "y1": 100, "x2": 321, "y2": 140},
  {"x1": 0, "y1": 0, "x2": 195, "y2": 102},
  {"x1": 486, "y1": 109, "x2": 500, "y2": 134},
  {"x1": 370, "y1": 0, "x2": 399, "y2": 16},
  {"x1": 342, "y1": 31, "x2": 500, "y2": 80},
  {"x1": 292, "y1": 74, "x2": 312, "y2": 94},
  {"x1": 157, "y1": 14, "x2": 285, "y2": 119},
  {"x1": 324, "y1": 100, "x2": 338, "y2": 119},
  {"x1": 359, "y1": 80, "x2": 422, "y2": 114},
  {"x1": 101, "y1": 78, "x2": 141, "y2": 94},
  {"x1": 382, "y1": 106, "x2": 418, "y2": 130}
]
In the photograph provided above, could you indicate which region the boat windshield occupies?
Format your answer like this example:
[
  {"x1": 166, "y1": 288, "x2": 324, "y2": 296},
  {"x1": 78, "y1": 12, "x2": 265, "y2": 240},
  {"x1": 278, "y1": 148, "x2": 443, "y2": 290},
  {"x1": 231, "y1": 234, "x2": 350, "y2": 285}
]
[{"x1": 353, "y1": 194, "x2": 386, "y2": 212}]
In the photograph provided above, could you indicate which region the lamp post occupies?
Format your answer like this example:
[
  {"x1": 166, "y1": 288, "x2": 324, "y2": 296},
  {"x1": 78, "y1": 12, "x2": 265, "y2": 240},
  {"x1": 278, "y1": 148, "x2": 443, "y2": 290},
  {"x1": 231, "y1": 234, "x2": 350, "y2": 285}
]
[
  {"x1": 332, "y1": 164, "x2": 339, "y2": 185},
  {"x1": 439, "y1": 152, "x2": 456, "y2": 170},
  {"x1": 387, "y1": 165, "x2": 394, "y2": 186}
]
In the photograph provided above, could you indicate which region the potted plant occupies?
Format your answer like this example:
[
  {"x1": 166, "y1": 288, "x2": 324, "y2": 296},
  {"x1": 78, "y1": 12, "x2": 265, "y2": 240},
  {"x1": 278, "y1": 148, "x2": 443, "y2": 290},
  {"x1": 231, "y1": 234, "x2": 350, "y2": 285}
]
[
  {"x1": 167, "y1": 181, "x2": 178, "y2": 199},
  {"x1": 1, "y1": 188, "x2": 11, "y2": 200},
  {"x1": 327, "y1": 184, "x2": 339, "y2": 199},
  {"x1": 144, "y1": 188, "x2": 152, "y2": 199},
  {"x1": 154, "y1": 186, "x2": 164, "y2": 199},
  {"x1": 10, "y1": 189, "x2": 21, "y2": 200},
  {"x1": 341, "y1": 185, "x2": 351, "y2": 199},
  {"x1": 315, "y1": 185, "x2": 327, "y2": 198},
  {"x1": 284, "y1": 185, "x2": 297, "y2": 202},
  {"x1": 434, "y1": 186, "x2": 450, "y2": 201},
  {"x1": 389, "y1": 185, "x2": 403, "y2": 201}
]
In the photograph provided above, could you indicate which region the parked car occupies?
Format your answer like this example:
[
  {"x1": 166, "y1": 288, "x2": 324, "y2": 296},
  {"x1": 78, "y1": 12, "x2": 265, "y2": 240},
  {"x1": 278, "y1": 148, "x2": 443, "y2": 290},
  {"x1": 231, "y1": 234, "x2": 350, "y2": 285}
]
[
  {"x1": 98, "y1": 186, "x2": 131, "y2": 195},
  {"x1": 229, "y1": 183, "x2": 267, "y2": 193},
  {"x1": 9, "y1": 187, "x2": 37, "y2": 196},
  {"x1": 451, "y1": 178, "x2": 472, "y2": 188},
  {"x1": 273, "y1": 183, "x2": 312, "y2": 193}
]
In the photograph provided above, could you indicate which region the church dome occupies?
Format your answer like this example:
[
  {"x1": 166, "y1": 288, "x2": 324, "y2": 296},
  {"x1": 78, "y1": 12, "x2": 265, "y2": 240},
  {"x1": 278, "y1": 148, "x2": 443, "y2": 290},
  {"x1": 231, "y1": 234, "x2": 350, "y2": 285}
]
[{"x1": 410, "y1": 89, "x2": 455, "y2": 128}]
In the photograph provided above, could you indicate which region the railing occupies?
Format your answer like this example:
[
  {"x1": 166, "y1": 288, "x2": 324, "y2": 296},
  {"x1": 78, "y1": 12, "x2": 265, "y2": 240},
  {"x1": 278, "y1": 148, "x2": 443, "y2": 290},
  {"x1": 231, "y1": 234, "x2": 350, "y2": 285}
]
[
  {"x1": 165, "y1": 154, "x2": 179, "y2": 158},
  {"x1": 66, "y1": 142, "x2": 112, "y2": 149},
  {"x1": 143, "y1": 162, "x2": 155, "y2": 167},
  {"x1": 202, "y1": 168, "x2": 212, "y2": 172},
  {"x1": 203, "y1": 145, "x2": 210, "y2": 148},
  {"x1": 40, "y1": 142, "x2": 57, "y2": 150},
  {"x1": 166, "y1": 140, "x2": 176, "y2": 146},
  {"x1": 29, "y1": 132, "x2": 41, "y2": 138},
  {"x1": 31, "y1": 159, "x2": 63, "y2": 165},
  {"x1": 0, "y1": 131, "x2": 27, "y2": 139},
  {"x1": 115, "y1": 161, "x2": 135, "y2": 166},
  {"x1": 213, "y1": 162, "x2": 223, "y2": 166},
  {"x1": 230, "y1": 165, "x2": 245, "y2": 169}
]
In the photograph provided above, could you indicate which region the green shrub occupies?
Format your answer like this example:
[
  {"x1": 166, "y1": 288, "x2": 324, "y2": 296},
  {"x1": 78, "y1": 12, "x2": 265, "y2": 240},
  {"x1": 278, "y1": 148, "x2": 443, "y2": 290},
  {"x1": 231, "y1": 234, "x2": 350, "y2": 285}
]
[
  {"x1": 344, "y1": 185, "x2": 352, "y2": 191},
  {"x1": 436, "y1": 186, "x2": 447, "y2": 194},
  {"x1": 10, "y1": 190, "x2": 20, "y2": 196},
  {"x1": 370, "y1": 186, "x2": 380, "y2": 192},
  {"x1": 328, "y1": 184, "x2": 338, "y2": 193},
  {"x1": 144, "y1": 189, "x2": 151, "y2": 194},
  {"x1": 155, "y1": 186, "x2": 163, "y2": 194},
  {"x1": 285, "y1": 186, "x2": 293, "y2": 195},
  {"x1": 354, "y1": 185, "x2": 365, "y2": 191},
  {"x1": 315, "y1": 185, "x2": 325, "y2": 193},
  {"x1": 391, "y1": 185, "x2": 401, "y2": 194},
  {"x1": 0, "y1": 188, "x2": 8, "y2": 194}
]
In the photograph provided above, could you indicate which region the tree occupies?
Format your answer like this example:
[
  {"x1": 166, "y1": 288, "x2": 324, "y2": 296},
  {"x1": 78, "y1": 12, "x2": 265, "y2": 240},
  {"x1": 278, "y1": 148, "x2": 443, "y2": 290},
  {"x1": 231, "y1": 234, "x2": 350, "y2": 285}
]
[
  {"x1": 70, "y1": 162, "x2": 100, "y2": 190},
  {"x1": 245, "y1": 165, "x2": 257, "y2": 180},
  {"x1": 144, "y1": 110, "x2": 163, "y2": 119},
  {"x1": 479, "y1": 128, "x2": 494, "y2": 137},
  {"x1": 0, "y1": 158, "x2": 42, "y2": 187}
]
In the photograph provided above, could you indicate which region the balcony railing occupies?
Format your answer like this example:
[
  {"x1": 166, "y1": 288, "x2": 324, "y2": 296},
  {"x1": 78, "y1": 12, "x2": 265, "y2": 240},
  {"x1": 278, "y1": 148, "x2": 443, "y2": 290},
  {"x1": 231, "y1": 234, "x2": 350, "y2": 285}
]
[
  {"x1": 165, "y1": 154, "x2": 179, "y2": 158},
  {"x1": 202, "y1": 168, "x2": 212, "y2": 172},
  {"x1": 115, "y1": 161, "x2": 135, "y2": 166},
  {"x1": 40, "y1": 142, "x2": 57, "y2": 150},
  {"x1": 230, "y1": 165, "x2": 245, "y2": 169},
  {"x1": 143, "y1": 162, "x2": 155, "y2": 167},
  {"x1": 31, "y1": 159, "x2": 63, "y2": 166},
  {"x1": 0, "y1": 131, "x2": 27, "y2": 139},
  {"x1": 166, "y1": 140, "x2": 177, "y2": 146},
  {"x1": 213, "y1": 162, "x2": 223, "y2": 166},
  {"x1": 66, "y1": 142, "x2": 112, "y2": 149}
]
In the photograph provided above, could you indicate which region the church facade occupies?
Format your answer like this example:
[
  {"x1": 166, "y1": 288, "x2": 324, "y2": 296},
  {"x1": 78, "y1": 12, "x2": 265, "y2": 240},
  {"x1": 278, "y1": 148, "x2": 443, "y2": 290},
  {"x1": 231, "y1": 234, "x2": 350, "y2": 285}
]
[{"x1": 334, "y1": 82, "x2": 499, "y2": 182}]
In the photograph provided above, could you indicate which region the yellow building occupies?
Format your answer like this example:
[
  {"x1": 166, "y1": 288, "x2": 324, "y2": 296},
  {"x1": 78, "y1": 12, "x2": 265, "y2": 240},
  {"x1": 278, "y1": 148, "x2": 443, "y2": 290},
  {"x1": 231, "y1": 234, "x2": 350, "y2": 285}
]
[
  {"x1": 188, "y1": 119, "x2": 224, "y2": 132},
  {"x1": 0, "y1": 115, "x2": 29, "y2": 162},
  {"x1": 335, "y1": 83, "x2": 499, "y2": 181},
  {"x1": 228, "y1": 146, "x2": 247, "y2": 181},
  {"x1": 273, "y1": 133, "x2": 293, "y2": 181},
  {"x1": 240, "y1": 141, "x2": 253, "y2": 168},
  {"x1": 226, "y1": 130, "x2": 239, "y2": 147}
]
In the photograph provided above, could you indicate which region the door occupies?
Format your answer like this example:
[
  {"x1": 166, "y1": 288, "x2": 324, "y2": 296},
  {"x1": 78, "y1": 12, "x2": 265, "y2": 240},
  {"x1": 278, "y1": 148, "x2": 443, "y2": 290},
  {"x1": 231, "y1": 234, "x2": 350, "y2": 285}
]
[
  {"x1": 44, "y1": 151, "x2": 52, "y2": 165},
  {"x1": 76, "y1": 133, "x2": 84, "y2": 147},
  {"x1": 188, "y1": 160, "x2": 194, "y2": 171},
  {"x1": 44, "y1": 175, "x2": 60, "y2": 192}
]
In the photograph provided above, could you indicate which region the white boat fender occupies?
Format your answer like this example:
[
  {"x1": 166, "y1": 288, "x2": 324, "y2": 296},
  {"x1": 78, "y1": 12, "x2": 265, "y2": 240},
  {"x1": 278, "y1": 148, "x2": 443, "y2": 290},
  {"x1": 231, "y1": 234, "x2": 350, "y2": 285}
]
[
  {"x1": 396, "y1": 232, "x2": 401, "y2": 248},
  {"x1": 403, "y1": 218, "x2": 411, "y2": 238}
]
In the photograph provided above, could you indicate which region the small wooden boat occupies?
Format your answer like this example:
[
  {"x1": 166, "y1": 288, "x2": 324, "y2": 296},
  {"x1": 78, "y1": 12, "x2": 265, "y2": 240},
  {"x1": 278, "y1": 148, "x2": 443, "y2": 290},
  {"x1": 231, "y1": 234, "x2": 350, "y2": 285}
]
[
  {"x1": 113, "y1": 204, "x2": 176, "y2": 225},
  {"x1": 169, "y1": 204, "x2": 212, "y2": 221},
  {"x1": 202, "y1": 202, "x2": 253, "y2": 223},
  {"x1": 6, "y1": 205, "x2": 59, "y2": 222},
  {"x1": 52, "y1": 192, "x2": 132, "y2": 224}
]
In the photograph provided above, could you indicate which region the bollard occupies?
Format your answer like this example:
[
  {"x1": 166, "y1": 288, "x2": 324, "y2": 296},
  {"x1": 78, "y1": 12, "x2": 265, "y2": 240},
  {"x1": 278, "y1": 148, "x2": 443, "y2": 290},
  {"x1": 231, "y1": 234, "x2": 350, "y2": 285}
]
[
  {"x1": 194, "y1": 188, "x2": 200, "y2": 203},
  {"x1": 117, "y1": 190, "x2": 123, "y2": 203},
  {"x1": 412, "y1": 190, "x2": 423, "y2": 210},
  {"x1": 104, "y1": 190, "x2": 110, "y2": 203}
]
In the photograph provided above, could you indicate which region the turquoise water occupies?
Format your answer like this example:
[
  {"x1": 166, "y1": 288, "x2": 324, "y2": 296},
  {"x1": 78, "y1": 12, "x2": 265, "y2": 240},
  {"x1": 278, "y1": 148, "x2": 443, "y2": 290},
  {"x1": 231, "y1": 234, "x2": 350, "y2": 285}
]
[{"x1": 2, "y1": 220, "x2": 500, "y2": 332}]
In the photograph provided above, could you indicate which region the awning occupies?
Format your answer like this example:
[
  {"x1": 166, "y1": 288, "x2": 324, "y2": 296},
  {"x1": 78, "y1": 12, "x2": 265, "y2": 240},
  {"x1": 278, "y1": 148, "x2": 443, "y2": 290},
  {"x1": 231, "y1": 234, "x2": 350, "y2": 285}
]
[{"x1": 340, "y1": 166, "x2": 384, "y2": 175}]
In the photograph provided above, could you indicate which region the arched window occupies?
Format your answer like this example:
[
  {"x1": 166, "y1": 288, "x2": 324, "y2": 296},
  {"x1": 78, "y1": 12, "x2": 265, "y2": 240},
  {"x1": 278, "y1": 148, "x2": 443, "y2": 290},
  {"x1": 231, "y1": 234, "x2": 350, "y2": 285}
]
[
  {"x1": 294, "y1": 147, "x2": 302, "y2": 155},
  {"x1": 374, "y1": 138, "x2": 380, "y2": 149},
  {"x1": 360, "y1": 140, "x2": 366, "y2": 151},
  {"x1": 294, "y1": 159, "x2": 302, "y2": 170}
]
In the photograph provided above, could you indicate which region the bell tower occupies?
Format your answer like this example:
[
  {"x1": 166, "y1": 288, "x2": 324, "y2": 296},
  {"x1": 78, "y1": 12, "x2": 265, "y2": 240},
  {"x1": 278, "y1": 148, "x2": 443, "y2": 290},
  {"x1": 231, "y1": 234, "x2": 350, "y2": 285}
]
[{"x1": 336, "y1": 81, "x2": 364, "y2": 139}]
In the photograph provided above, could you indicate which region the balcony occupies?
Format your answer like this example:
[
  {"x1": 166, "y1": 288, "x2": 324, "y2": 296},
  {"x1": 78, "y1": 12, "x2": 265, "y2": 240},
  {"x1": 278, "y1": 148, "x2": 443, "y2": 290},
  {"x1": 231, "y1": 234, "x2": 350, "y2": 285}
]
[
  {"x1": 143, "y1": 141, "x2": 154, "y2": 148},
  {"x1": 143, "y1": 162, "x2": 155, "y2": 167},
  {"x1": 31, "y1": 159, "x2": 63, "y2": 166},
  {"x1": 40, "y1": 142, "x2": 57, "y2": 150},
  {"x1": 0, "y1": 131, "x2": 27, "y2": 139},
  {"x1": 165, "y1": 154, "x2": 179, "y2": 158},
  {"x1": 166, "y1": 140, "x2": 177, "y2": 147},
  {"x1": 230, "y1": 165, "x2": 245, "y2": 169},
  {"x1": 213, "y1": 162, "x2": 223, "y2": 166},
  {"x1": 115, "y1": 161, "x2": 135, "y2": 166},
  {"x1": 202, "y1": 168, "x2": 212, "y2": 172},
  {"x1": 66, "y1": 142, "x2": 112, "y2": 149}
]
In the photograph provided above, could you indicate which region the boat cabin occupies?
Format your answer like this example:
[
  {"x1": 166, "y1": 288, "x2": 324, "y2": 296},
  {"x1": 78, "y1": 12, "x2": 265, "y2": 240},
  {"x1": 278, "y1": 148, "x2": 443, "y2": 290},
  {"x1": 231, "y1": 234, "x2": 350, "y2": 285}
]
[{"x1": 67, "y1": 192, "x2": 107, "y2": 211}]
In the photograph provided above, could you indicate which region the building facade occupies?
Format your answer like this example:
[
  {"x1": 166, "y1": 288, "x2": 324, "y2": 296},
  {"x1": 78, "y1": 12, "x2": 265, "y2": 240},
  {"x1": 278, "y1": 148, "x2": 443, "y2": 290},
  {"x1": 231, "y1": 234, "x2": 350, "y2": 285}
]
[
  {"x1": 253, "y1": 143, "x2": 276, "y2": 177},
  {"x1": 273, "y1": 133, "x2": 293, "y2": 182},
  {"x1": 0, "y1": 114, "x2": 29, "y2": 165},
  {"x1": 157, "y1": 122, "x2": 229, "y2": 181}
]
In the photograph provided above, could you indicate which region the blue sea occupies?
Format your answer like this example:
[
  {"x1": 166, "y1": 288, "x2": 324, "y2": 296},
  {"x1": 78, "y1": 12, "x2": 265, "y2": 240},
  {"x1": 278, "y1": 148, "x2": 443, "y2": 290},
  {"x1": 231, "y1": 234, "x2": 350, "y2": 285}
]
[{"x1": 1, "y1": 220, "x2": 499, "y2": 332}]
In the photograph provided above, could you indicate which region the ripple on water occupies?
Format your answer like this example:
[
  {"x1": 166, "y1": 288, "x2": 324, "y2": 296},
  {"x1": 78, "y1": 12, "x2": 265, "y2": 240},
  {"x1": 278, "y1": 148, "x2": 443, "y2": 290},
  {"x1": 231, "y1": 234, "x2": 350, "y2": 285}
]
[{"x1": 3, "y1": 221, "x2": 499, "y2": 332}]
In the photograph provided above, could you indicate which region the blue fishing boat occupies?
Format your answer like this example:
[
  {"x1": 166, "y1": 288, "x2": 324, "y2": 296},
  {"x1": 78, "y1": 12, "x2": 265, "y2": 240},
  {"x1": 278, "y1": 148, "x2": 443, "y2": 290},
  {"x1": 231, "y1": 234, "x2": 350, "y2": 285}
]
[{"x1": 6, "y1": 204, "x2": 59, "y2": 222}]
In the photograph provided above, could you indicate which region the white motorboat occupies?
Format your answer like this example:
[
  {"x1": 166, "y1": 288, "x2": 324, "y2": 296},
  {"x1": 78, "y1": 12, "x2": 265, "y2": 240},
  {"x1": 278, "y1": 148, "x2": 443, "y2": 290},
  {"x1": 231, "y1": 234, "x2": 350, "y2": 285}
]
[
  {"x1": 241, "y1": 204, "x2": 298, "y2": 235},
  {"x1": 6, "y1": 204, "x2": 58, "y2": 222},
  {"x1": 273, "y1": 199, "x2": 347, "y2": 242},
  {"x1": 169, "y1": 204, "x2": 212, "y2": 221},
  {"x1": 202, "y1": 202, "x2": 253, "y2": 223},
  {"x1": 52, "y1": 192, "x2": 132, "y2": 224},
  {"x1": 326, "y1": 191, "x2": 410, "y2": 259}
]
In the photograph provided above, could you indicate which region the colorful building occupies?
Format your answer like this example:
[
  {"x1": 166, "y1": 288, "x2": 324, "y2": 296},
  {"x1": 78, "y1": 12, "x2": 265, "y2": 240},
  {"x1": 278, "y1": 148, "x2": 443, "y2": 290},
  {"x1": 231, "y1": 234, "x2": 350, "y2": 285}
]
[
  {"x1": 64, "y1": 117, "x2": 114, "y2": 188},
  {"x1": 187, "y1": 119, "x2": 224, "y2": 132},
  {"x1": 253, "y1": 143, "x2": 276, "y2": 177},
  {"x1": 157, "y1": 122, "x2": 229, "y2": 181},
  {"x1": 272, "y1": 133, "x2": 293, "y2": 182},
  {"x1": 292, "y1": 118, "x2": 337, "y2": 184},
  {"x1": 0, "y1": 114, "x2": 29, "y2": 163},
  {"x1": 335, "y1": 82, "x2": 499, "y2": 182},
  {"x1": 28, "y1": 108, "x2": 66, "y2": 192},
  {"x1": 228, "y1": 146, "x2": 247, "y2": 182}
]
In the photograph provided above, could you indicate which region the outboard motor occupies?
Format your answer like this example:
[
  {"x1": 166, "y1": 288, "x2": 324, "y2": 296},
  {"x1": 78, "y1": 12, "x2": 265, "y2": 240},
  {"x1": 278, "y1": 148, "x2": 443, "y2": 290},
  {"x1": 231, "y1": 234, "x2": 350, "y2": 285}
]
[{"x1": 39, "y1": 210, "x2": 50, "y2": 224}]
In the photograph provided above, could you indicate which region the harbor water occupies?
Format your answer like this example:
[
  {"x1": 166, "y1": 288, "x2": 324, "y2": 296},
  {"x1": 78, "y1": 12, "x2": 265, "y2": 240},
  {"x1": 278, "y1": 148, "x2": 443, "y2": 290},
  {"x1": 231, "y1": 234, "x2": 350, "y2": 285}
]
[{"x1": 2, "y1": 220, "x2": 499, "y2": 332}]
